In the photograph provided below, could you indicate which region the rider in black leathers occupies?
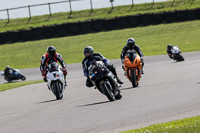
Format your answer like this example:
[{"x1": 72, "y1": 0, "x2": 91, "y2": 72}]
[
  {"x1": 120, "y1": 38, "x2": 144, "y2": 74},
  {"x1": 82, "y1": 46, "x2": 123, "y2": 87},
  {"x1": 166, "y1": 44, "x2": 174, "y2": 59},
  {"x1": 40, "y1": 46, "x2": 67, "y2": 84},
  {"x1": 4, "y1": 66, "x2": 16, "y2": 81}
]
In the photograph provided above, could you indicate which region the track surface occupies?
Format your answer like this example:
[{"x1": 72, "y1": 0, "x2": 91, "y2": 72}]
[{"x1": 0, "y1": 52, "x2": 200, "y2": 133}]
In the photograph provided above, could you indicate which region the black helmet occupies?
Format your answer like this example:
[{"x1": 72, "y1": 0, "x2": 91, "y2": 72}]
[
  {"x1": 47, "y1": 46, "x2": 56, "y2": 57},
  {"x1": 83, "y1": 46, "x2": 94, "y2": 58},
  {"x1": 167, "y1": 44, "x2": 173, "y2": 49},
  {"x1": 127, "y1": 38, "x2": 135, "y2": 49}
]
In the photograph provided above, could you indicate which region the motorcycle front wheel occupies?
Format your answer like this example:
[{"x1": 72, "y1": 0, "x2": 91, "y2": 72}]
[
  {"x1": 103, "y1": 81, "x2": 116, "y2": 101},
  {"x1": 131, "y1": 69, "x2": 138, "y2": 87},
  {"x1": 21, "y1": 75, "x2": 26, "y2": 81},
  {"x1": 53, "y1": 82, "x2": 63, "y2": 100}
]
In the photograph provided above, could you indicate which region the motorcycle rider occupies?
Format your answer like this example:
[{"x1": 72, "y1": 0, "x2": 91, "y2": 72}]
[
  {"x1": 40, "y1": 46, "x2": 67, "y2": 85},
  {"x1": 82, "y1": 46, "x2": 123, "y2": 88},
  {"x1": 4, "y1": 66, "x2": 16, "y2": 80},
  {"x1": 120, "y1": 38, "x2": 144, "y2": 74},
  {"x1": 166, "y1": 44, "x2": 174, "y2": 59}
]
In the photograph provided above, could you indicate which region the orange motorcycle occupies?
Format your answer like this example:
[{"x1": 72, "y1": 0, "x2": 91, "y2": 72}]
[{"x1": 123, "y1": 50, "x2": 142, "y2": 87}]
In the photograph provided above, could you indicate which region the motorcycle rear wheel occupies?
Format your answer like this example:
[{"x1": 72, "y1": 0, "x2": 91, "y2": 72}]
[{"x1": 176, "y1": 54, "x2": 184, "y2": 62}]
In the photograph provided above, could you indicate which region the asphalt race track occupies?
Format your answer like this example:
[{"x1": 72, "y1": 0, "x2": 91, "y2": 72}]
[{"x1": 0, "y1": 52, "x2": 200, "y2": 133}]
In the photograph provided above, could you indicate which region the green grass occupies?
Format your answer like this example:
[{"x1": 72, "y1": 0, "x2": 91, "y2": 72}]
[
  {"x1": 1, "y1": 20, "x2": 200, "y2": 70},
  {"x1": 0, "y1": 0, "x2": 200, "y2": 32},
  {"x1": 122, "y1": 115, "x2": 200, "y2": 133},
  {"x1": 0, "y1": 80, "x2": 43, "y2": 92}
]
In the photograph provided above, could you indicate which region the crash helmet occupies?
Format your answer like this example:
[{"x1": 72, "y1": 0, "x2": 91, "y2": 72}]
[
  {"x1": 127, "y1": 38, "x2": 135, "y2": 49},
  {"x1": 6, "y1": 65, "x2": 10, "y2": 69},
  {"x1": 83, "y1": 46, "x2": 94, "y2": 58},
  {"x1": 167, "y1": 44, "x2": 173, "y2": 50},
  {"x1": 47, "y1": 46, "x2": 56, "y2": 57}
]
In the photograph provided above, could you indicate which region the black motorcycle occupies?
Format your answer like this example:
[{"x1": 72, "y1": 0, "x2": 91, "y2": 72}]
[
  {"x1": 1, "y1": 68, "x2": 26, "y2": 83},
  {"x1": 88, "y1": 61, "x2": 122, "y2": 101},
  {"x1": 168, "y1": 46, "x2": 184, "y2": 62}
]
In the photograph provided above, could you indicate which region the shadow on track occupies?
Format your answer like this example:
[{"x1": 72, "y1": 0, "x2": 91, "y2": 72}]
[
  {"x1": 121, "y1": 86, "x2": 141, "y2": 90},
  {"x1": 121, "y1": 87, "x2": 133, "y2": 90},
  {"x1": 77, "y1": 101, "x2": 110, "y2": 107},
  {"x1": 1, "y1": 81, "x2": 20, "y2": 84},
  {"x1": 38, "y1": 99, "x2": 57, "y2": 104}
]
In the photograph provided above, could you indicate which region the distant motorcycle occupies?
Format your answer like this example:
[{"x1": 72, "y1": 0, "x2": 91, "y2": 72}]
[
  {"x1": 168, "y1": 46, "x2": 184, "y2": 62},
  {"x1": 88, "y1": 61, "x2": 122, "y2": 101},
  {"x1": 1, "y1": 68, "x2": 26, "y2": 83},
  {"x1": 46, "y1": 62, "x2": 66, "y2": 100},
  {"x1": 124, "y1": 49, "x2": 142, "y2": 87}
]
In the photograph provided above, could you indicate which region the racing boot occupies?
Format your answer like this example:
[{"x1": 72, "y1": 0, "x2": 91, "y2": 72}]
[
  {"x1": 124, "y1": 71, "x2": 127, "y2": 76},
  {"x1": 141, "y1": 62, "x2": 144, "y2": 74},
  {"x1": 43, "y1": 77, "x2": 47, "y2": 82},
  {"x1": 64, "y1": 75, "x2": 67, "y2": 87},
  {"x1": 141, "y1": 66, "x2": 144, "y2": 74},
  {"x1": 140, "y1": 69, "x2": 144, "y2": 74},
  {"x1": 116, "y1": 76, "x2": 123, "y2": 84}
]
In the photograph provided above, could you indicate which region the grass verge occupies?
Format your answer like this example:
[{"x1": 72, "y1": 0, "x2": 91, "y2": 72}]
[
  {"x1": 122, "y1": 115, "x2": 200, "y2": 133},
  {"x1": 0, "y1": 20, "x2": 200, "y2": 70},
  {"x1": 0, "y1": 0, "x2": 200, "y2": 32},
  {"x1": 0, "y1": 80, "x2": 43, "y2": 92}
]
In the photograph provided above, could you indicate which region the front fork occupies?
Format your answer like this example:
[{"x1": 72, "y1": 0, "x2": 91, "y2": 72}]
[{"x1": 125, "y1": 67, "x2": 141, "y2": 83}]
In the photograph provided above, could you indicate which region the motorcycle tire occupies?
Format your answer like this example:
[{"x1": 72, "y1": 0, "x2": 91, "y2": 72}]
[
  {"x1": 53, "y1": 82, "x2": 63, "y2": 100},
  {"x1": 103, "y1": 81, "x2": 116, "y2": 101},
  {"x1": 21, "y1": 75, "x2": 26, "y2": 81},
  {"x1": 131, "y1": 69, "x2": 138, "y2": 87},
  {"x1": 115, "y1": 90, "x2": 122, "y2": 100},
  {"x1": 176, "y1": 54, "x2": 184, "y2": 62}
]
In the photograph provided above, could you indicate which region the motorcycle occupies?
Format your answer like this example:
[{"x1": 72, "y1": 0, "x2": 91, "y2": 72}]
[
  {"x1": 168, "y1": 46, "x2": 184, "y2": 62},
  {"x1": 1, "y1": 68, "x2": 26, "y2": 83},
  {"x1": 124, "y1": 49, "x2": 142, "y2": 87},
  {"x1": 88, "y1": 61, "x2": 122, "y2": 101},
  {"x1": 46, "y1": 62, "x2": 66, "y2": 100}
]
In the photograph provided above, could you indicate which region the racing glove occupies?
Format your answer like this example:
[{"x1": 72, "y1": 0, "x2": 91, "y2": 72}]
[
  {"x1": 61, "y1": 67, "x2": 67, "y2": 75},
  {"x1": 42, "y1": 69, "x2": 47, "y2": 77}
]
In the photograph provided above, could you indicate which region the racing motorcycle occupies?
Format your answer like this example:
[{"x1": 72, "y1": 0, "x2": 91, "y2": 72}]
[
  {"x1": 124, "y1": 49, "x2": 142, "y2": 87},
  {"x1": 168, "y1": 46, "x2": 184, "y2": 62},
  {"x1": 1, "y1": 68, "x2": 26, "y2": 83},
  {"x1": 46, "y1": 62, "x2": 66, "y2": 100},
  {"x1": 88, "y1": 61, "x2": 122, "y2": 101}
]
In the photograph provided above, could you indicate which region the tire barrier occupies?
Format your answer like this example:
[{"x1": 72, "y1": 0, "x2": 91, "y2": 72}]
[{"x1": 0, "y1": 8, "x2": 200, "y2": 44}]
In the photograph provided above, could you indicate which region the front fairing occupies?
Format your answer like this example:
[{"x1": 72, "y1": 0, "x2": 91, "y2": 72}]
[
  {"x1": 171, "y1": 46, "x2": 181, "y2": 54},
  {"x1": 124, "y1": 52, "x2": 142, "y2": 68},
  {"x1": 47, "y1": 66, "x2": 65, "y2": 88},
  {"x1": 127, "y1": 49, "x2": 137, "y2": 63},
  {"x1": 89, "y1": 66, "x2": 109, "y2": 81},
  {"x1": 47, "y1": 71, "x2": 64, "y2": 82}
]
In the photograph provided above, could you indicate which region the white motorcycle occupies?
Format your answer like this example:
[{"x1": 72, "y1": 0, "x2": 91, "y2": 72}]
[
  {"x1": 46, "y1": 62, "x2": 66, "y2": 100},
  {"x1": 169, "y1": 46, "x2": 184, "y2": 62}
]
